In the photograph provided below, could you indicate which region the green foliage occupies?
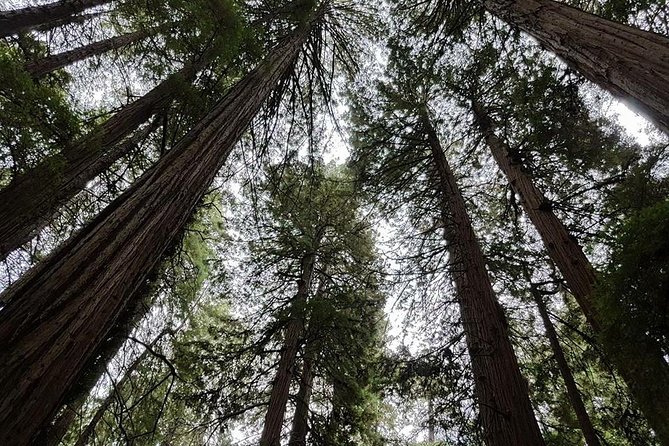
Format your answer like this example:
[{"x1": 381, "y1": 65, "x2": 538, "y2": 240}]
[
  {"x1": 598, "y1": 200, "x2": 669, "y2": 354},
  {"x1": 0, "y1": 44, "x2": 80, "y2": 184}
]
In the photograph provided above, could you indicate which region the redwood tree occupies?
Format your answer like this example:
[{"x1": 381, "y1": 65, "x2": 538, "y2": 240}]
[
  {"x1": 25, "y1": 28, "x2": 150, "y2": 77},
  {"x1": 423, "y1": 113, "x2": 545, "y2": 445},
  {"x1": 0, "y1": 0, "x2": 113, "y2": 37},
  {"x1": 0, "y1": 5, "x2": 325, "y2": 443}
]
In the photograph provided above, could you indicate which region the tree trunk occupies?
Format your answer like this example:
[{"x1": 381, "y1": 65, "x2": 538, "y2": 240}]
[
  {"x1": 472, "y1": 101, "x2": 669, "y2": 445},
  {"x1": 261, "y1": 252, "x2": 317, "y2": 446},
  {"x1": 530, "y1": 284, "x2": 601, "y2": 446},
  {"x1": 0, "y1": 63, "x2": 196, "y2": 262},
  {"x1": 422, "y1": 113, "x2": 545, "y2": 446},
  {"x1": 288, "y1": 342, "x2": 318, "y2": 446},
  {"x1": 33, "y1": 11, "x2": 103, "y2": 33},
  {"x1": 0, "y1": 0, "x2": 112, "y2": 37},
  {"x1": 31, "y1": 398, "x2": 84, "y2": 446},
  {"x1": 25, "y1": 29, "x2": 149, "y2": 78},
  {"x1": 0, "y1": 15, "x2": 318, "y2": 444},
  {"x1": 484, "y1": 0, "x2": 669, "y2": 134},
  {"x1": 73, "y1": 344, "x2": 153, "y2": 446}
]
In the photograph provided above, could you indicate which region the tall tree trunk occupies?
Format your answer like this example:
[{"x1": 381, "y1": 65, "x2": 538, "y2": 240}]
[
  {"x1": 484, "y1": 0, "x2": 669, "y2": 134},
  {"x1": 0, "y1": 13, "x2": 319, "y2": 444},
  {"x1": 472, "y1": 101, "x2": 669, "y2": 445},
  {"x1": 422, "y1": 112, "x2": 545, "y2": 446},
  {"x1": 0, "y1": 63, "x2": 196, "y2": 262},
  {"x1": 288, "y1": 340, "x2": 318, "y2": 446},
  {"x1": 261, "y1": 252, "x2": 317, "y2": 446},
  {"x1": 25, "y1": 29, "x2": 149, "y2": 77},
  {"x1": 529, "y1": 283, "x2": 601, "y2": 446},
  {"x1": 33, "y1": 11, "x2": 103, "y2": 33},
  {"x1": 73, "y1": 341, "x2": 155, "y2": 446},
  {"x1": 0, "y1": 0, "x2": 112, "y2": 37}
]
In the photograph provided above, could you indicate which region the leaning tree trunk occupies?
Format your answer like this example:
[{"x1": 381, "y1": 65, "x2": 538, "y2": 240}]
[
  {"x1": 484, "y1": 0, "x2": 669, "y2": 134},
  {"x1": 0, "y1": 63, "x2": 198, "y2": 262},
  {"x1": 25, "y1": 29, "x2": 150, "y2": 77},
  {"x1": 260, "y1": 252, "x2": 317, "y2": 446},
  {"x1": 529, "y1": 283, "x2": 601, "y2": 446},
  {"x1": 0, "y1": 13, "x2": 319, "y2": 444},
  {"x1": 288, "y1": 339, "x2": 318, "y2": 446},
  {"x1": 472, "y1": 101, "x2": 669, "y2": 445},
  {"x1": 422, "y1": 112, "x2": 545, "y2": 446},
  {"x1": 73, "y1": 337, "x2": 158, "y2": 446},
  {"x1": 33, "y1": 11, "x2": 103, "y2": 33},
  {"x1": 0, "y1": 0, "x2": 112, "y2": 37}
]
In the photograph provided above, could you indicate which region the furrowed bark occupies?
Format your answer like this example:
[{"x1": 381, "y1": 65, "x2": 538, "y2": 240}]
[
  {"x1": 0, "y1": 64, "x2": 196, "y2": 262},
  {"x1": 484, "y1": 0, "x2": 669, "y2": 134},
  {"x1": 423, "y1": 113, "x2": 545, "y2": 446},
  {"x1": 0, "y1": 0, "x2": 112, "y2": 37},
  {"x1": 530, "y1": 284, "x2": 601, "y2": 446},
  {"x1": 25, "y1": 29, "x2": 149, "y2": 77},
  {"x1": 288, "y1": 340, "x2": 318, "y2": 446},
  {"x1": 261, "y1": 252, "x2": 317, "y2": 446},
  {"x1": 0, "y1": 16, "x2": 316, "y2": 444},
  {"x1": 473, "y1": 102, "x2": 669, "y2": 445}
]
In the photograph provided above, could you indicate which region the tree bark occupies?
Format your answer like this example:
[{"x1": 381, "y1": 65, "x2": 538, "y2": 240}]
[
  {"x1": 0, "y1": 63, "x2": 196, "y2": 262},
  {"x1": 530, "y1": 284, "x2": 601, "y2": 446},
  {"x1": 288, "y1": 341, "x2": 317, "y2": 446},
  {"x1": 0, "y1": 15, "x2": 317, "y2": 445},
  {"x1": 261, "y1": 252, "x2": 317, "y2": 446},
  {"x1": 422, "y1": 113, "x2": 545, "y2": 446},
  {"x1": 472, "y1": 101, "x2": 669, "y2": 445},
  {"x1": 484, "y1": 0, "x2": 669, "y2": 134},
  {"x1": 25, "y1": 29, "x2": 149, "y2": 78},
  {"x1": 0, "y1": 0, "x2": 112, "y2": 37}
]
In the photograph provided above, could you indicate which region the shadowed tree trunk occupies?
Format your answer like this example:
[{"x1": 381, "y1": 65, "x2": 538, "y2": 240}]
[
  {"x1": 472, "y1": 101, "x2": 669, "y2": 444},
  {"x1": 0, "y1": 12, "x2": 320, "y2": 444},
  {"x1": 484, "y1": 0, "x2": 669, "y2": 134},
  {"x1": 422, "y1": 111, "x2": 545, "y2": 446},
  {"x1": 0, "y1": 0, "x2": 112, "y2": 37},
  {"x1": 529, "y1": 282, "x2": 601, "y2": 446},
  {"x1": 72, "y1": 336, "x2": 161, "y2": 446},
  {"x1": 25, "y1": 29, "x2": 150, "y2": 77},
  {"x1": 33, "y1": 11, "x2": 103, "y2": 33},
  {"x1": 0, "y1": 63, "x2": 199, "y2": 262},
  {"x1": 288, "y1": 339, "x2": 318, "y2": 446},
  {"x1": 261, "y1": 252, "x2": 317, "y2": 446}
]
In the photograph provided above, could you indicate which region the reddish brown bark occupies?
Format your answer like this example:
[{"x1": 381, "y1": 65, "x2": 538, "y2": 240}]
[
  {"x1": 472, "y1": 102, "x2": 669, "y2": 445},
  {"x1": 25, "y1": 29, "x2": 149, "y2": 77},
  {"x1": 484, "y1": 0, "x2": 669, "y2": 134},
  {"x1": 530, "y1": 284, "x2": 601, "y2": 446},
  {"x1": 471, "y1": 102, "x2": 599, "y2": 330},
  {"x1": 0, "y1": 0, "x2": 112, "y2": 37},
  {"x1": 288, "y1": 343, "x2": 317, "y2": 446},
  {"x1": 261, "y1": 252, "x2": 317, "y2": 446},
  {"x1": 33, "y1": 11, "x2": 103, "y2": 33},
  {"x1": 0, "y1": 18, "x2": 316, "y2": 444},
  {"x1": 0, "y1": 64, "x2": 196, "y2": 262},
  {"x1": 423, "y1": 113, "x2": 545, "y2": 446}
]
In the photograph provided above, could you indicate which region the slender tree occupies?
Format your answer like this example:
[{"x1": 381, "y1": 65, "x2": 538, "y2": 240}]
[
  {"x1": 471, "y1": 99, "x2": 669, "y2": 444},
  {"x1": 0, "y1": 4, "x2": 328, "y2": 443},
  {"x1": 528, "y1": 280, "x2": 601, "y2": 446},
  {"x1": 25, "y1": 29, "x2": 150, "y2": 78},
  {"x1": 0, "y1": 0, "x2": 113, "y2": 37},
  {"x1": 260, "y1": 251, "x2": 318, "y2": 446},
  {"x1": 288, "y1": 344, "x2": 317, "y2": 446}
]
